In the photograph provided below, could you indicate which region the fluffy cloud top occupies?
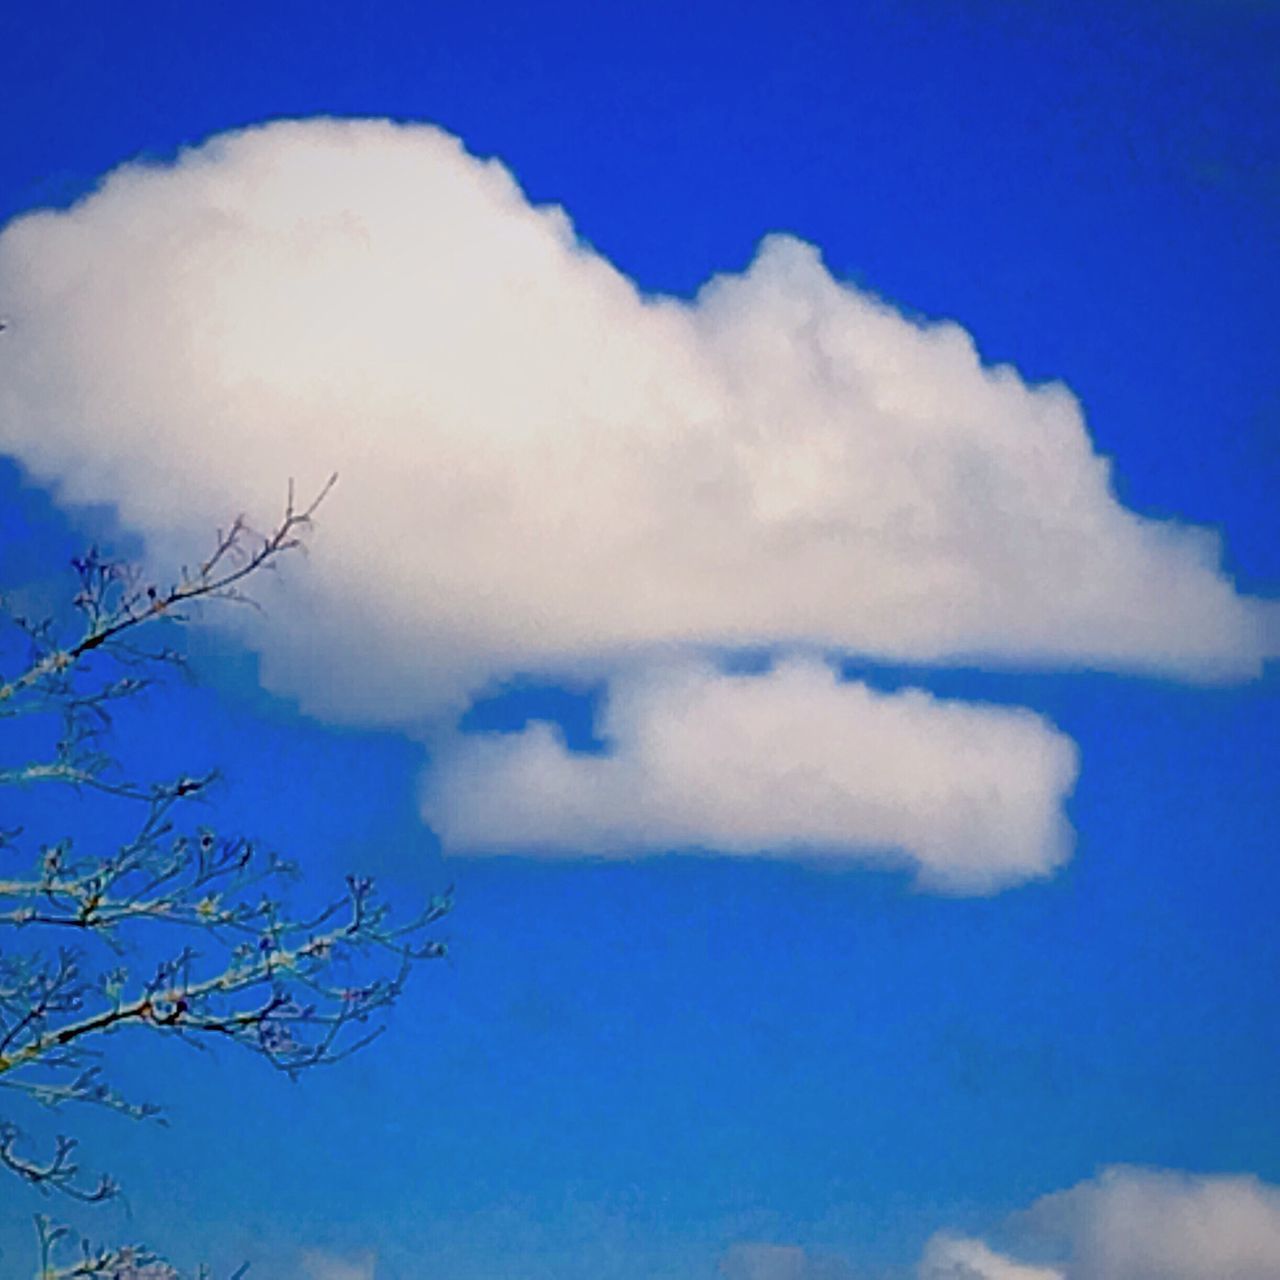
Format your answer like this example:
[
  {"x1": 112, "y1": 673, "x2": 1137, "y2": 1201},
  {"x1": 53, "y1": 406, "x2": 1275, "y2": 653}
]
[
  {"x1": 424, "y1": 658, "x2": 1078, "y2": 890},
  {"x1": 1, "y1": 117, "x2": 1268, "y2": 879},
  {"x1": 744, "y1": 1167, "x2": 1280, "y2": 1280},
  {"x1": 1027, "y1": 1166, "x2": 1280, "y2": 1280},
  {"x1": 918, "y1": 1166, "x2": 1280, "y2": 1280},
  {"x1": 0, "y1": 118, "x2": 1271, "y2": 730}
]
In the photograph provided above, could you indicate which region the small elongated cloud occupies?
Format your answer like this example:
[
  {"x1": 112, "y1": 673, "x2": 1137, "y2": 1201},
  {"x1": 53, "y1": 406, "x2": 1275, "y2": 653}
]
[
  {"x1": 720, "y1": 1243, "x2": 813, "y2": 1280},
  {"x1": 921, "y1": 1166, "x2": 1280, "y2": 1280},
  {"x1": 300, "y1": 1252, "x2": 376, "y2": 1280},
  {"x1": 0, "y1": 118, "x2": 1271, "y2": 731},
  {"x1": 423, "y1": 659, "x2": 1079, "y2": 891},
  {"x1": 720, "y1": 1242, "x2": 855, "y2": 1280}
]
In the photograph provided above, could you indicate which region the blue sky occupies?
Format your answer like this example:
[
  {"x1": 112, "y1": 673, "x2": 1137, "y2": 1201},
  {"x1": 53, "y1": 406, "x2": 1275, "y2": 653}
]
[{"x1": 0, "y1": 3, "x2": 1277, "y2": 1278}]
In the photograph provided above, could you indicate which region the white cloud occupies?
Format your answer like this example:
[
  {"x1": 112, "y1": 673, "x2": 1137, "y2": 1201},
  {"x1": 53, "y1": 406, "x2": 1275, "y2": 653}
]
[
  {"x1": 423, "y1": 658, "x2": 1078, "y2": 890},
  {"x1": 719, "y1": 1241, "x2": 856, "y2": 1280},
  {"x1": 737, "y1": 1167, "x2": 1280, "y2": 1280},
  {"x1": 919, "y1": 1166, "x2": 1280, "y2": 1280},
  {"x1": 1026, "y1": 1166, "x2": 1280, "y2": 1280},
  {"x1": 918, "y1": 1234, "x2": 1064, "y2": 1280},
  {"x1": 300, "y1": 1251, "x2": 376, "y2": 1280},
  {"x1": 721, "y1": 1242, "x2": 813, "y2": 1280},
  {"x1": 2, "y1": 118, "x2": 1270, "y2": 877},
  {"x1": 0, "y1": 118, "x2": 1271, "y2": 734}
]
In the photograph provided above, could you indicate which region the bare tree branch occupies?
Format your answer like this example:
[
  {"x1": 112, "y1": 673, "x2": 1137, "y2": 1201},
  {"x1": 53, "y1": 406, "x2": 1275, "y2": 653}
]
[{"x1": 2, "y1": 478, "x2": 449, "y2": 1277}]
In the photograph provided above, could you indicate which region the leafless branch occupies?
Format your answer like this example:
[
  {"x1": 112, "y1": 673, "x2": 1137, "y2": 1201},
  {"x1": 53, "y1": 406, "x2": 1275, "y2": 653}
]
[{"x1": 2, "y1": 478, "x2": 448, "y2": 1277}]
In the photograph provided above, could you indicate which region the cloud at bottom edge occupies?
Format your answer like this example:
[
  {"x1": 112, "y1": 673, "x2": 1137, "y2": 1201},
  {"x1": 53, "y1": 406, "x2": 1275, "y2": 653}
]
[{"x1": 718, "y1": 1166, "x2": 1280, "y2": 1280}]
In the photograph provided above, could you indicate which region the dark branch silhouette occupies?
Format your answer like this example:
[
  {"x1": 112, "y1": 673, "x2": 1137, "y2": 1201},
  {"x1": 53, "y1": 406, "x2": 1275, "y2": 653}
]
[{"x1": 1, "y1": 480, "x2": 449, "y2": 1277}]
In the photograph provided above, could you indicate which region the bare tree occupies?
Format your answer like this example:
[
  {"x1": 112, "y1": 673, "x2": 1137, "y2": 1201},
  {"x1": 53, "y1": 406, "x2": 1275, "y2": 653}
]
[{"x1": 0, "y1": 480, "x2": 450, "y2": 1277}]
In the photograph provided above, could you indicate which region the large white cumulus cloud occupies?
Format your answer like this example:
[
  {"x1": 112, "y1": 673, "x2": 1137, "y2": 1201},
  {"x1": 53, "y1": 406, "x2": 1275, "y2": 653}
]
[
  {"x1": 920, "y1": 1166, "x2": 1280, "y2": 1280},
  {"x1": 1027, "y1": 1166, "x2": 1280, "y2": 1280},
  {"x1": 0, "y1": 117, "x2": 1271, "y2": 732},
  {"x1": 730, "y1": 1167, "x2": 1280, "y2": 1280},
  {"x1": 424, "y1": 659, "x2": 1079, "y2": 891},
  {"x1": 1, "y1": 117, "x2": 1271, "y2": 879}
]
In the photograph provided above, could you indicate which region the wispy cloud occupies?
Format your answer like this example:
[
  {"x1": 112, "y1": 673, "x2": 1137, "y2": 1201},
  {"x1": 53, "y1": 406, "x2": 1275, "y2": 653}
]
[
  {"x1": 0, "y1": 119, "x2": 1270, "y2": 732},
  {"x1": 300, "y1": 1251, "x2": 376, "y2": 1280},
  {"x1": 719, "y1": 1241, "x2": 856, "y2": 1280},
  {"x1": 425, "y1": 658, "x2": 1078, "y2": 891},
  {"x1": 918, "y1": 1234, "x2": 1064, "y2": 1280}
]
